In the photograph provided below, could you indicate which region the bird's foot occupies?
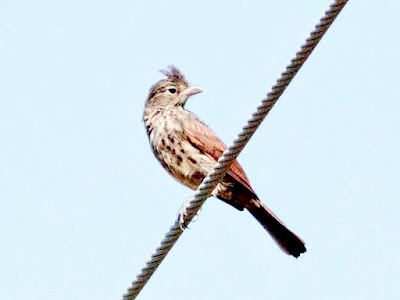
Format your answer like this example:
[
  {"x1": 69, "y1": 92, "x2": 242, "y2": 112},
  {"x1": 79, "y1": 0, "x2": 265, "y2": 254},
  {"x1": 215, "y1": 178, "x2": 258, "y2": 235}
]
[{"x1": 177, "y1": 197, "x2": 201, "y2": 230}]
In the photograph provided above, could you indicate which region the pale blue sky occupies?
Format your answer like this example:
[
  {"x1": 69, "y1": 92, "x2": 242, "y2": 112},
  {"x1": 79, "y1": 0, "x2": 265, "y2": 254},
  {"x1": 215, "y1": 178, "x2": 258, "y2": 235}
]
[{"x1": 1, "y1": 1, "x2": 399, "y2": 299}]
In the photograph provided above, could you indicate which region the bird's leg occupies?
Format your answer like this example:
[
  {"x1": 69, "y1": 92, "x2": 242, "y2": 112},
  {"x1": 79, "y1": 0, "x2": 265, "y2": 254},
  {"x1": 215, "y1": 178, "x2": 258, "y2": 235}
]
[{"x1": 177, "y1": 197, "x2": 202, "y2": 230}]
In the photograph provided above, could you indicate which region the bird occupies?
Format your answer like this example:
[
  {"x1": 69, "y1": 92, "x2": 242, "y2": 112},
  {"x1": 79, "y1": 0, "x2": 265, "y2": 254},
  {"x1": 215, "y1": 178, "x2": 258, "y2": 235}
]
[{"x1": 143, "y1": 66, "x2": 306, "y2": 258}]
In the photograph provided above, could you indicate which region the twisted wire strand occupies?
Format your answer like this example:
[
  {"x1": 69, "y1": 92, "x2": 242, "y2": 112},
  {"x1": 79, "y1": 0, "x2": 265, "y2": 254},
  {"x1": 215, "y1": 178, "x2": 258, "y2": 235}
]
[{"x1": 123, "y1": 0, "x2": 348, "y2": 299}]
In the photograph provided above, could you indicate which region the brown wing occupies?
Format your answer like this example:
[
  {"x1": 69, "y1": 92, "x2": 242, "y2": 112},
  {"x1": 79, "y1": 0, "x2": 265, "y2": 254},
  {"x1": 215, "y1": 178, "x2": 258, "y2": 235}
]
[{"x1": 185, "y1": 120, "x2": 255, "y2": 195}]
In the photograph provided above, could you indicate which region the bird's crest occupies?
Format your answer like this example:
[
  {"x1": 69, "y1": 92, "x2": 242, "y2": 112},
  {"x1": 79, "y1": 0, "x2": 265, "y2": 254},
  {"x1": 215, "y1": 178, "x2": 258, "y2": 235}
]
[{"x1": 160, "y1": 65, "x2": 186, "y2": 84}]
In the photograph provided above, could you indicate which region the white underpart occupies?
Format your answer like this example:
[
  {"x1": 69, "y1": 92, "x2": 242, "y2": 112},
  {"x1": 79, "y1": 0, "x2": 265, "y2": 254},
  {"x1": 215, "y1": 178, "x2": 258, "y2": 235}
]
[{"x1": 144, "y1": 108, "x2": 217, "y2": 191}]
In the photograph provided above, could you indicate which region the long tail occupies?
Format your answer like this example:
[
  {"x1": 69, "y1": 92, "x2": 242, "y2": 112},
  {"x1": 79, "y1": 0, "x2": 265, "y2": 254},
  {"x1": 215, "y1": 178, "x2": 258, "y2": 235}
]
[{"x1": 247, "y1": 198, "x2": 306, "y2": 258}]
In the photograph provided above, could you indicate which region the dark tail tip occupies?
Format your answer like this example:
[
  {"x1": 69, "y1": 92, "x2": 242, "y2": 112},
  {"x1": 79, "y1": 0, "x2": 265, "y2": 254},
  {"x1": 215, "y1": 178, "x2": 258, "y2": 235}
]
[{"x1": 248, "y1": 200, "x2": 306, "y2": 258}]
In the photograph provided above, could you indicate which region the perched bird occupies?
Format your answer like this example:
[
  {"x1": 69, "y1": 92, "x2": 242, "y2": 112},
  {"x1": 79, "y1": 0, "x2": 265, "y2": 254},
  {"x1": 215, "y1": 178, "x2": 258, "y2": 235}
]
[{"x1": 143, "y1": 66, "x2": 306, "y2": 258}]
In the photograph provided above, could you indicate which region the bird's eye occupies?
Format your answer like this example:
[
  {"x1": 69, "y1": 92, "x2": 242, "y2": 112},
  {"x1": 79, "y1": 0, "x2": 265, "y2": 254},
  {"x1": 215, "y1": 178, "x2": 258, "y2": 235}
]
[{"x1": 168, "y1": 88, "x2": 177, "y2": 94}]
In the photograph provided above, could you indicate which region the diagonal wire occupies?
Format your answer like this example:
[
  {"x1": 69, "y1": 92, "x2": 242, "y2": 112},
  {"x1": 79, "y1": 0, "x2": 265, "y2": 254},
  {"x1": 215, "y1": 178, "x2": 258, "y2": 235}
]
[{"x1": 123, "y1": 0, "x2": 348, "y2": 299}]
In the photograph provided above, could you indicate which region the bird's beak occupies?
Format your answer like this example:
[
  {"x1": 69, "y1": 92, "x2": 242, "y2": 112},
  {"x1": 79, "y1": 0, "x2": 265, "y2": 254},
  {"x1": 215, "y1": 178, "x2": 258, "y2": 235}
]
[{"x1": 185, "y1": 85, "x2": 204, "y2": 97}]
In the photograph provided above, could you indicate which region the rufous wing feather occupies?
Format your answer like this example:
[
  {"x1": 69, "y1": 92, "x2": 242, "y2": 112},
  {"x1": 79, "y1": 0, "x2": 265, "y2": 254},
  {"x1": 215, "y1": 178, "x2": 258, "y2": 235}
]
[{"x1": 185, "y1": 120, "x2": 255, "y2": 194}]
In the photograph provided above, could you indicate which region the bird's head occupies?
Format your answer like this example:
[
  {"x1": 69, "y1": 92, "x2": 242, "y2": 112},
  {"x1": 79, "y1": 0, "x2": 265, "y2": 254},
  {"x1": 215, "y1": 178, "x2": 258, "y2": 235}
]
[{"x1": 145, "y1": 66, "x2": 204, "y2": 109}]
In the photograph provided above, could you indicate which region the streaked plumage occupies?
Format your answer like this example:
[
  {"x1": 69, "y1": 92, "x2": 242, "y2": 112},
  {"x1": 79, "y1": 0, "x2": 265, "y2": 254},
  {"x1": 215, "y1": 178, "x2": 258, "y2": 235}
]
[{"x1": 143, "y1": 66, "x2": 306, "y2": 257}]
